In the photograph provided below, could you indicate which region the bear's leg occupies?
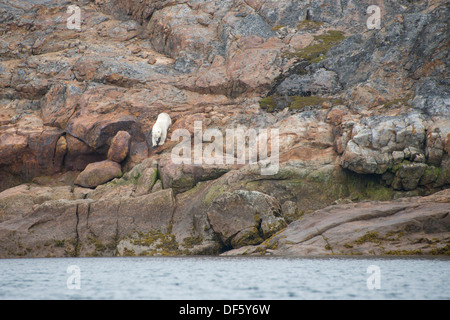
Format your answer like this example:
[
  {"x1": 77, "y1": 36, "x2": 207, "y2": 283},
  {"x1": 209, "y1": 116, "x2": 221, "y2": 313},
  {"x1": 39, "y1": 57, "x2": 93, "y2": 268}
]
[{"x1": 159, "y1": 130, "x2": 167, "y2": 146}]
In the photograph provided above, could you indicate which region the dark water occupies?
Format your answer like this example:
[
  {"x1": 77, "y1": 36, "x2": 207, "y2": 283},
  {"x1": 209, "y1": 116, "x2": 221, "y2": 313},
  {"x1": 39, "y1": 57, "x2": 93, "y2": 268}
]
[{"x1": 0, "y1": 256, "x2": 449, "y2": 300}]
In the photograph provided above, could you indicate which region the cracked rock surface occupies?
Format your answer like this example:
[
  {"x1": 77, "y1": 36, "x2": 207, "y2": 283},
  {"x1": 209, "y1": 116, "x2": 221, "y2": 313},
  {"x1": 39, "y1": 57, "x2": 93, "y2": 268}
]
[{"x1": 0, "y1": 0, "x2": 448, "y2": 257}]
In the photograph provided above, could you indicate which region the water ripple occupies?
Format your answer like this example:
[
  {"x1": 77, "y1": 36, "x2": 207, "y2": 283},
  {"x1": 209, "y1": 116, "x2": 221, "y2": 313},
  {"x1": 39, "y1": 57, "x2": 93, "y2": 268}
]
[{"x1": 0, "y1": 256, "x2": 449, "y2": 300}]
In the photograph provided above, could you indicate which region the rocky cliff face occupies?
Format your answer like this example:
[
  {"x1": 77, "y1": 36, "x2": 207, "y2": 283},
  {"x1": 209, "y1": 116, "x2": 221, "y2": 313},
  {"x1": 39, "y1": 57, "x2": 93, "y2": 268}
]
[{"x1": 0, "y1": 0, "x2": 448, "y2": 258}]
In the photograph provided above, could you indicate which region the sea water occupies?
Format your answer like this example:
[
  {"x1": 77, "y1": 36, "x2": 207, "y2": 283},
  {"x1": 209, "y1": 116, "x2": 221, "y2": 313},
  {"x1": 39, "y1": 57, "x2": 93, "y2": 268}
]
[{"x1": 0, "y1": 256, "x2": 448, "y2": 300}]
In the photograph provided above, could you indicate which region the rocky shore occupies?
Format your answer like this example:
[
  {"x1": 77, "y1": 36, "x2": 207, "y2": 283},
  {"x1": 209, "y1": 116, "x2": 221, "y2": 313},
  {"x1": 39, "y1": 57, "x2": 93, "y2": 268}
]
[{"x1": 0, "y1": 0, "x2": 448, "y2": 258}]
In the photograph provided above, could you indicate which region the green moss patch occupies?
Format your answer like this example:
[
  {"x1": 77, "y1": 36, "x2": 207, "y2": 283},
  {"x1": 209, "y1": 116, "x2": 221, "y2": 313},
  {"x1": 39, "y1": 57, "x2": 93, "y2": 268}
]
[
  {"x1": 382, "y1": 94, "x2": 414, "y2": 108},
  {"x1": 284, "y1": 30, "x2": 346, "y2": 63},
  {"x1": 289, "y1": 95, "x2": 327, "y2": 110},
  {"x1": 271, "y1": 25, "x2": 285, "y2": 31},
  {"x1": 384, "y1": 249, "x2": 423, "y2": 255},
  {"x1": 296, "y1": 20, "x2": 324, "y2": 31},
  {"x1": 259, "y1": 94, "x2": 344, "y2": 113},
  {"x1": 131, "y1": 230, "x2": 181, "y2": 256},
  {"x1": 430, "y1": 244, "x2": 450, "y2": 255},
  {"x1": 182, "y1": 235, "x2": 203, "y2": 249},
  {"x1": 355, "y1": 231, "x2": 381, "y2": 245},
  {"x1": 259, "y1": 96, "x2": 277, "y2": 113}
]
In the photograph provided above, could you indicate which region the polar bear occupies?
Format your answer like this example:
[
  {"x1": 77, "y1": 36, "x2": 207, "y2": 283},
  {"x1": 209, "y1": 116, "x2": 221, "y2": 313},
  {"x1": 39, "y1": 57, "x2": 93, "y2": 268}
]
[{"x1": 151, "y1": 113, "x2": 172, "y2": 147}]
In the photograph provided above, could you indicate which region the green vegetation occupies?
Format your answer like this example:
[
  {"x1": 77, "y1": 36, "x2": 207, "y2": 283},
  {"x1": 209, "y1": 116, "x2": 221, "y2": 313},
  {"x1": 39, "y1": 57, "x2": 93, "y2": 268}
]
[
  {"x1": 330, "y1": 171, "x2": 396, "y2": 202},
  {"x1": 355, "y1": 231, "x2": 381, "y2": 245},
  {"x1": 384, "y1": 249, "x2": 423, "y2": 255},
  {"x1": 85, "y1": 234, "x2": 117, "y2": 257},
  {"x1": 131, "y1": 230, "x2": 181, "y2": 256},
  {"x1": 259, "y1": 94, "x2": 345, "y2": 113},
  {"x1": 424, "y1": 166, "x2": 440, "y2": 179},
  {"x1": 260, "y1": 232, "x2": 282, "y2": 251},
  {"x1": 284, "y1": 30, "x2": 346, "y2": 63},
  {"x1": 322, "y1": 235, "x2": 333, "y2": 251},
  {"x1": 271, "y1": 25, "x2": 285, "y2": 31},
  {"x1": 430, "y1": 244, "x2": 450, "y2": 255},
  {"x1": 344, "y1": 230, "x2": 450, "y2": 256},
  {"x1": 383, "y1": 94, "x2": 414, "y2": 108},
  {"x1": 53, "y1": 239, "x2": 65, "y2": 247},
  {"x1": 289, "y1": 95, "x2": 327, "y2": 110},
  {"x1": 66, "y1": 239, "x2": 79, "y2": 257},
  {"x1": 133, "y1": 230, "x2": 176, "y2": 249},
  {"x1": 259, "y1": 29, "x2": 347, "y2": 114},
  {"x1": 296, "y1": 20, "x2": 324, "y2": 31},
  {"x1": 122, "y1": 248, "x2": 136, "y2": 256},
  {"x1": 171, "y1": 175, "x2": 195, "y2": 193},
  {"x1": 201, "y1": 183, "x2": 229, "y2": 206},
  {"x1": 259, "y1": 96, "x2": 277, "y2": 113},
  {"x1": 182, "y1": 235, "x2": 203, "y2": 249},
  {"x1": 231, "y1": 227, "x2": 263, "y2": 248}
]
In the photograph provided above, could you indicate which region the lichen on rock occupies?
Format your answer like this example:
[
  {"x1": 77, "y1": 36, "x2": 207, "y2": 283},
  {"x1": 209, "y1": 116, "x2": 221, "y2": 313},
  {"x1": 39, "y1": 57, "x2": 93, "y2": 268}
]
[{"x1": 0, "y1": 0, "x2": 448, "y2": 258}]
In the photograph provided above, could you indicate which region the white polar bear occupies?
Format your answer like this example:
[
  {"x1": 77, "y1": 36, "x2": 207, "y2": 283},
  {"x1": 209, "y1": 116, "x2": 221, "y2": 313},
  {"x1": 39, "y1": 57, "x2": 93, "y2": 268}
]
[{"x1": 151, "y1": 113, "x2": 172, "y2": 147}]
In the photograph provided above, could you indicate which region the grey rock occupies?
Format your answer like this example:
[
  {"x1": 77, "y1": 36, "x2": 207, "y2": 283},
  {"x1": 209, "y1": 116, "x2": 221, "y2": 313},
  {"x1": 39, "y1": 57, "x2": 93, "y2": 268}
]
[
  {"x1": 396, "y1": 163, "x2": 427, "y2": 191},
  {"x1": 74, "y1": 160, "x2": 122, "y2": 188},
  {"x1": 276, "y1": 68, "x2": 341, "y2": 96},
  {"x1": 224, "y1": 13, "x2": 277, "y2": 40},
  {"x1": 173, "y1": 55, "x2": 198, "y2": 74},
  {"x1": 419, "y1": 166, "x2": 439, "y2": 186},
  {"x1": 413, "y1": 79, "x2": 450, "y2": 117},
  {"x1": 134, "y1": 167, "x2": 158, "y2": 196},
  {"x1": 207, "y1": 190, "x2": 287, "y2": 249},
  {"x1": 434, "y1": 155, "x2": 450, "y2": 188},
  {"x1": 224, "y1": 189, "x2": 450, "y2": 256},
  {"x1": 340, "y1": 112, "x2": 428, "y2": 175}
]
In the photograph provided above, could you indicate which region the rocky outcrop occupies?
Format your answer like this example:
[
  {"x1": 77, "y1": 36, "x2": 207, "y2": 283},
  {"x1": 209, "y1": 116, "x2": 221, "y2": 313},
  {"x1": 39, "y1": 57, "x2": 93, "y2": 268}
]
[
  {"x1": 224, "y1": 189, "x2": 450, "y2": 256},
  {"x1": 74, "y1": 160, "x2": 122, "y2": 188},
  {"x1": 339, "y1": 114, "x2": 450, "y2": 190},
  {"x1": 0, "y1": 0, "x2": 448, "y2": 257},
  {"x1": 1, "y1": 156, "x2": 448, "y2": 258},
  {"x1": 107, "y1": 130, "x2": 131, "y2": 163},
  {"x1": 207, "y1": 190, "x2": 287, "y2": 249},
  {"x1": 158, "y1": 154, "x2": 242, "y2": 195}
]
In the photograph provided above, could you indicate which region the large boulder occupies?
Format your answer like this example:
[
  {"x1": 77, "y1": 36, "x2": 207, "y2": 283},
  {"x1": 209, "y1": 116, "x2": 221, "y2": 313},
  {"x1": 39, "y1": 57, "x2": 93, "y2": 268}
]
[
  {"x1": 74, "y1": 160, "x2": 122, "y2": 188},
  {"x1": 0, "y1": 198, "x2": 90, "y2": 258},
  {"x1": 158, "y1": 155, "x2": 240, "y2": 195},
  {"x1": 207, "y1": 190, "x2": 287, "y2": 249},
  {"x1": 107, "y1": 130, "x2": 131, "y2": 163}
]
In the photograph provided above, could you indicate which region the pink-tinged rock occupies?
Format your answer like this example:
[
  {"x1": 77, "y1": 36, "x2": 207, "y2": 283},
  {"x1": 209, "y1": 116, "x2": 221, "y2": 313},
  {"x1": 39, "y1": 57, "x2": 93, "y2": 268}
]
[
  {"x1": 226, "y1": 189, "x2": 450, "y2": 256},
  {"x1": 27, "y1": 127, "x2": 65, "y2": 176},
  {"x1": 107, "y1": 131, "x2": 131, "y2": 163},
  {"x1": 226, "y1": 36, "x2": 283, "y2": 94},
  {"x1": 0, "y1": 133, "x2": 28, "y2": 166},
  {"x1": 289, "y1": 33, "x2": 314, "y2": 50},
  {"x1": 40, "y1": 82, "x2": 83, "y2": 129},
  {"x1": 66, "y1": 113, "x2": 138, "y2": 153},
  {"x1": 195, "y1": 55, "x2": 231, "y2": 95},
  {"x1": 74, "y1": 160, "x2": 122, "y2": 188},
  {"x1": 53, "y1": 135, "x2": 67, "y2": 173},
  {"x1": 64, "y1": 134, "x2": 104, "y2": 171}
]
